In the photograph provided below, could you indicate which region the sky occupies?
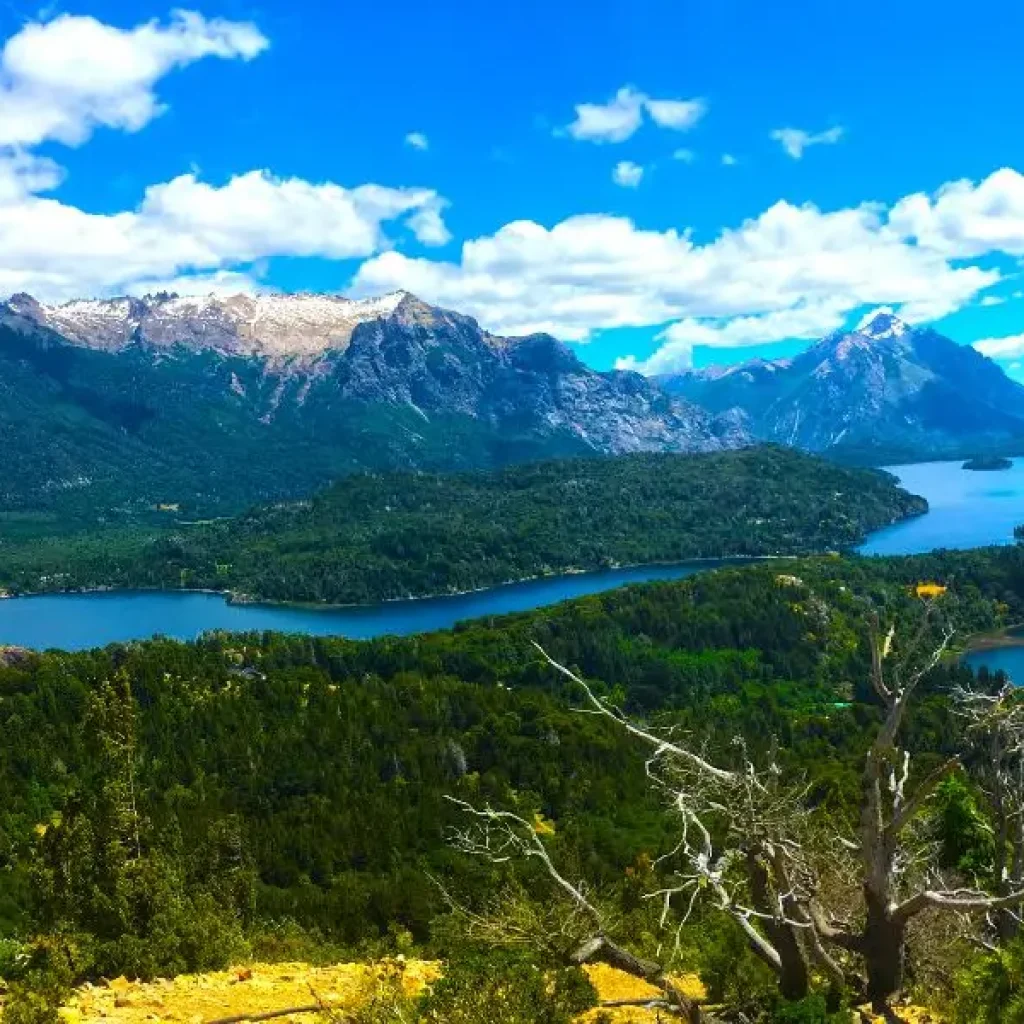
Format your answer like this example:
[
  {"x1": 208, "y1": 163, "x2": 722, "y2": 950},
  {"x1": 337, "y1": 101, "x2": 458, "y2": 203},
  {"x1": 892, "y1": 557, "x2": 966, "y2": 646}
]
[{"x1": 2, "y1": 0, "x2": 1024, "y2": 378}]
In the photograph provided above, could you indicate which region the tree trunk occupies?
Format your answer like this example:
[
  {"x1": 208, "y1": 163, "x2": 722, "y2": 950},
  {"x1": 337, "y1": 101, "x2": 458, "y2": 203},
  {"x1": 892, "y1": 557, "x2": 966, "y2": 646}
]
[
  {"x1": 746, "y1": 851, "x2": 809, "y2": 1001},
  {"x1": 862, "y1": 889, "x2": 906, "y2": 1012}
]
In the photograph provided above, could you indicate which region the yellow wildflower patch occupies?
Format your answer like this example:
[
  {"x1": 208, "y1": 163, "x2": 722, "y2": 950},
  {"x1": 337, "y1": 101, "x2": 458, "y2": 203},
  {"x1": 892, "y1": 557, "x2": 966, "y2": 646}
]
[
  {"x1": 533, "y1": 811, "x2": 556, "y2": 835},
  {"x1": 60, "y1": 960, "x2": 441, "y2": 1024},
  {"x1": 576, "y1": 964, "x2": 707, "y2": 1023},
  {"x1": 58, "y1": 959, "x2": 710, "y2": 1024}
]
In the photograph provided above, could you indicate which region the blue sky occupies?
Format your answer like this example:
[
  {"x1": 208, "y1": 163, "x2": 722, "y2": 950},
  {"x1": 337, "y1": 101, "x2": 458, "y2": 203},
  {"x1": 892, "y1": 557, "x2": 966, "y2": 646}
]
[{"x1": 1, "y1": 0, "x2": 1024, "y2": 375}]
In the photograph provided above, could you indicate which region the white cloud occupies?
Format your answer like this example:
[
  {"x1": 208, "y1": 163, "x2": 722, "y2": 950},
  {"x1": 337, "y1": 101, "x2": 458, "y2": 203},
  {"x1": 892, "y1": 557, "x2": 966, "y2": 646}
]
[
  {"x1": 0, "y1": 165, "x2": 451, "y2": 300},
  {"x1": 0, "y1": 9, "x2": 452, "y2": 300},
  {"x1": 567, "y1": 86, "x2": 645, "y2": 143},
  {"x1": 621, "y1": 302, "x2": 849, "y2": 374},
  {"x1": 612, "y1": 161, "x2": 644, "y2": 188},
  {"x1": 644, "y1": 97, "x2": 707, "y2": 131},
  {"x1": 980, "y1": 294, "x2": 1005, "y2": 306},
  {"x1": 0, "y1": 10, "x2": 267, "y2": 148},
  {"x1": 973, "y1": 333, "x2": 1024, "y2": 360},
  {"x1": 770, "y1": 125, "x2": 844, "y2": 159},
  {"x1": 672, "y1": 148, "x2": 696, "y2": 163},
  {"x1": 889, "y1": 167, "x2": 1024, "y2": 258},
  {"x1": 125, "y1": 269, "x2": 263, "y2": 297},
  {"x1": 350, "y1": 175, "x2": 1017, "y2": 366},
  {"x1": 565, "y1": 85, "x2": 706, "y2": 143},
  {"x1": 405, "y1": 131, "x2": 429, "y2": 151},
  {"x1": 721, "y1": 153, "x2": 737, "y2": 166}
]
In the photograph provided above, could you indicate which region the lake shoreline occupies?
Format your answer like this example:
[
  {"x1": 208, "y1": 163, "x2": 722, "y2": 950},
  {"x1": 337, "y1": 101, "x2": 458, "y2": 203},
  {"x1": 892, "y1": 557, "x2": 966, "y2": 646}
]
[
  {"x1": 0, "y1": 554, "x2": 778, "y2": 613},
  {"x1": 962, "y1": 624, "x2": 1024, "y2": 654}
]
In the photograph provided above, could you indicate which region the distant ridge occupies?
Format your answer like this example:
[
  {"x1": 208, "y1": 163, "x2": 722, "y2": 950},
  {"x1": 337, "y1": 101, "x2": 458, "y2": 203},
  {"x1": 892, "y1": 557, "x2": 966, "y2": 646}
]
[{"x1": 660, "y1": 310, "x2": 1024, "y2": 462}]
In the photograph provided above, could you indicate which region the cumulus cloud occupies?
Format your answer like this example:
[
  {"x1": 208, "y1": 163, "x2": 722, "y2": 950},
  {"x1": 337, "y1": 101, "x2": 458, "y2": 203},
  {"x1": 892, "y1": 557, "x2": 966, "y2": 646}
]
[
  {"x1": 405, "y1": 131, "x2": 429, "y2": 150},
  {"x1": 770, "y1": 125, "x2": 844, "y2": 159},
  {"x1": 672, "y1": 148, "x2": 696, "y2": 163},
  {"x1": 0, "y1": 10, "x2": 267, "y2": 148},
  {"x1": 644, "y1": 97, "x2": 706, "y2": 130},
  {"x1": 125, "y1": 269, "x2": 264, "y2": 297},
  {"x1": 612, "y1": 161, "x2": 644, "y2": 188},
  {"x1": 889, "y1": 167, "x2": 1024, "y2": 258},
  {"x1": 0, "y1": 165, "x2": 450, "y2": 300},
  {"x1": 974, "y1": 333, "x2": 1024, "y2": 360},
  {"x1": 619, "y1": 302, "x2": 849, "y2": 373},
  {"x1": 565, "y1": 86, "x2": 706, "y2": 143},
  {"x1": 0, "y1": 9, "x2": 452, "y2": 300},
  {"x1": 721, "y1": 153, "x2": 738, "y2": 166},
  {"x1": 349, "y1": 173, "x2": 1024, "y2": 366}
]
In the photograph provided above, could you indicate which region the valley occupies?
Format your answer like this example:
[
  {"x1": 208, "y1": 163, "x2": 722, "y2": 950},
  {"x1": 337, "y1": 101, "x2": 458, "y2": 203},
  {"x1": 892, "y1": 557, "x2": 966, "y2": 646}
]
[
  {"x1": 5, "y1": 0, "x2": 1024, "y2": 1016},
  {"x1": 1, "y1": 291, "x2": 1024, "y2": 1024}
]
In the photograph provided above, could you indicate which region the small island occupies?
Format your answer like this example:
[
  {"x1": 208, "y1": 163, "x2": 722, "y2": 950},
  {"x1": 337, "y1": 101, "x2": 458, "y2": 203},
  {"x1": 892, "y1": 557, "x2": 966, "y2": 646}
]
[{"x1": 963, "y1": 455, "x2": 1013, "y2": 471}]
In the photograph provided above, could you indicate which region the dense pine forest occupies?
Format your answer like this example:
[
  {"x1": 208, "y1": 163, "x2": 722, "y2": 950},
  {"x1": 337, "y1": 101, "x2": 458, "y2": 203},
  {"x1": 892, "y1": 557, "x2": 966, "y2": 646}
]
[
  {"x1": 2, "y1": 545, "x2": 1024, "y2": 1020},
  {"x1": 0, "y1": 446, "x2": 925, "y2": 604}
]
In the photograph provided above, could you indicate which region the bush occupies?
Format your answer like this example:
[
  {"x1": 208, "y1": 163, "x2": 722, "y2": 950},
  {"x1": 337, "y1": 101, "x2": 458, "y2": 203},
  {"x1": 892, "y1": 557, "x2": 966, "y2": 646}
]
[
  {"x1": 0, "y1": 937, "x2": 80, "y2": 1024},
  {"x1": 953, "y1": 939, "x2": 1024, "y2": 1023},
  {"x1": 698, "y1": 916, "x2": 777, "y2": 1012},
  {"x1": 419, "y1": 948, "x2": 595, "y2": 1024},
  {"x1": 769, "y1": 994, "x2": 847, "y2": 1023}
]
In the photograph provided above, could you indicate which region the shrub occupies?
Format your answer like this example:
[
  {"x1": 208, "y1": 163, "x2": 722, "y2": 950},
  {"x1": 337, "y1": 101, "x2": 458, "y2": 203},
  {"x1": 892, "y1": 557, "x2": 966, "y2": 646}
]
[
  {"x1": 419, "y1": 948, "x2": 595, "y2": 1024},
  {"x1": 953, "y1": 939, "x2": 1024, "y2": 1024}
]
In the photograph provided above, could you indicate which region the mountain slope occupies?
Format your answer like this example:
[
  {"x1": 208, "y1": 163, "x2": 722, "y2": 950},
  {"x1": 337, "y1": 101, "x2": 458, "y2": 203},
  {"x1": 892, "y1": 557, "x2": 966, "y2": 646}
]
[
  {"x1": 0, "y1": 291, "x2": 746, "y2": 518},
  {"x1": 660, "y1": 311, "x2": 1024, "y2": 462},
  {"x1": 0, "y1": 446, "x2": 926, "y2": 603}
]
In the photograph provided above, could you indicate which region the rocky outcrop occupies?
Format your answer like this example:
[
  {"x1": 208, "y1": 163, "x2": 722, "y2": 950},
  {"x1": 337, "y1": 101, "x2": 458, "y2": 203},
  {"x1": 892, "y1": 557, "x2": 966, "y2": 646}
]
[
  {"x1": 660, "y1": 311, "x2": 1024, "y2": 460},
  {"x1": 0, "y1": 290, "x2": 748, "y2": 514}
]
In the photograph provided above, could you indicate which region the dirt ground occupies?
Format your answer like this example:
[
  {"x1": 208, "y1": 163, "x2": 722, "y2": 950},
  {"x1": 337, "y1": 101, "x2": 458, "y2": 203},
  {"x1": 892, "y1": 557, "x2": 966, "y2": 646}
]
[{"x1": 58, "y1": 959, "x2": 708, "y2": 1024}]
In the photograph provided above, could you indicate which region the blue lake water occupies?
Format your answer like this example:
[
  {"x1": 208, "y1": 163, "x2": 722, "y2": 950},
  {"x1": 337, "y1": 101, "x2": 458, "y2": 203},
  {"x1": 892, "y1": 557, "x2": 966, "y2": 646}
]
[
  {"x1": 858, "y1": 458, "x2": 1024, "y2": 555},
  {"x1": 3, "y1": 456, "x2": 1024, "y2": 652},
  {"x1": 0, "y1": 562, "x2": 725, "y2": 651},
  {"x1": 962, "y1": 641, "x2": 1024, "y2": 684}
]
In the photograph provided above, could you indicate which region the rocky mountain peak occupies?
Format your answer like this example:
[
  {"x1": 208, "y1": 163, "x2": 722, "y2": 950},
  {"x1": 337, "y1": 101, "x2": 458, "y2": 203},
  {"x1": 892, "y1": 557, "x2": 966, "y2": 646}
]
[
  {"x1": 659, "y1": 313, "x2": 1024, "y2": 459},
  {"x1": 0, "y1": 289, "x2": 424, "y2": 358},
  {"x1": 853, "y1": 307, "x2": 911, "y2": 341}
]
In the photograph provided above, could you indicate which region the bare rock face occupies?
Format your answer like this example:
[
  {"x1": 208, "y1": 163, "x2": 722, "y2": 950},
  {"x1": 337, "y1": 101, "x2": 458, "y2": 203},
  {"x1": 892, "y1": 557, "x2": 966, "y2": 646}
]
[
  {"x1": 0, "y1": 290, "x2": 748, "y2": 512},
  {"x1": 660, "y1": 311, "x2": 1024, "y2": 460},
  {"x1": 7, "y1": 291, "x2": 411, "y2": 358},
  {"x1": 0, "y1": 645, "x2": 34, "y2": 665}
]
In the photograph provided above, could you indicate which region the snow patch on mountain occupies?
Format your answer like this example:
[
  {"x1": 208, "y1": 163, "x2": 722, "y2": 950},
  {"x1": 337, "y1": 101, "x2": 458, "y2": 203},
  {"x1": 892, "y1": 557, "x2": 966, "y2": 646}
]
[
  {"x1": 3, "y1": 290, "x2": 413, "y2": 358},
  {"x1": 855, "y1": 307, "x2": 909, "y2": 340}
]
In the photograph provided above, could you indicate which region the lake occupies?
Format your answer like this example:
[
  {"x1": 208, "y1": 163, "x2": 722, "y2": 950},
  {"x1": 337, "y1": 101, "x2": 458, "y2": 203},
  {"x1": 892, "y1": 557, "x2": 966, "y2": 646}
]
[
  {"x1": 0, "y1": 562, "x2": 727, "y2": 651},
  {"x1": 858, "y1": 458, "x2": 1024, "y2": 555},
  {"x1": 3, "y1": 457, "x2": 1023, "y2": 651},
  {"x1": 962, "y1": 640, "x2": 1024, "y2": 684}
]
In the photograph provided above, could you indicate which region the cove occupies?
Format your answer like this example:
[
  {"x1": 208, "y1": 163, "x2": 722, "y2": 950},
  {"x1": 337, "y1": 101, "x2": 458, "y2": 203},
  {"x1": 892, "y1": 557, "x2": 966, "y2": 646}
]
[
  {"x1": 858, "y1": 458, "x2": 1024, "y2": 555},
  {"x1": 6, "y1": 457, "x2": 1024, "y2": 652},
  {"x1": 0, "y1": 561, "x2": 735, "y2": 652},
  {"x1": 963, "y1": 642, "x2": 1024, "y2": 684}
]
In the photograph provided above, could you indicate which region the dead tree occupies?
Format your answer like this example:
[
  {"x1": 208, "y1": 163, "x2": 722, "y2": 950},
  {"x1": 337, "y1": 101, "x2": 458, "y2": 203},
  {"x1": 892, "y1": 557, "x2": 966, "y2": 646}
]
[
  {"x1": 445, "y1": 798, "x2": 705, "y2": 1022},
  {"x1": 530, "y1": 647, "x2": 838, "y2": 1003},
  {"x1": 953, "y1": 681, "x2": 1024, "y2": 942},
  {"x1": 449, "y1": 594, "x2": 1024, "y2": 1016},
  {"x1": 803, "y1": 604, "x2": 1024, "y2": 1011}
]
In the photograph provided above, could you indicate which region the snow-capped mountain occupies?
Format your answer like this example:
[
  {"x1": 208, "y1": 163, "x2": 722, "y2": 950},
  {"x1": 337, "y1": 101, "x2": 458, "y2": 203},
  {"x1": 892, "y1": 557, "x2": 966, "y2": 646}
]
[
  {"x1": 4, "y1": 290, "x2": 411, "y2": 358},
  {"x1": 660, "y1": 310, "x2": 1024, "y2": 460},
  {"x1": 0, "y1": 290, "x2": 747, "y2": 514}
]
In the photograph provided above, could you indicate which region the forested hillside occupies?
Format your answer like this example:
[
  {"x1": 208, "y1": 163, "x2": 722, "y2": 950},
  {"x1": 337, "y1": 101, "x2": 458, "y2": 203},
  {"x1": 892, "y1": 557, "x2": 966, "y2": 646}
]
[
  {"x1": 0, "y1": 447, "x2": 925, "y2": 604},
  {"x1": 0, "y1": 548, "x2": 1022, "y2": 1015}
]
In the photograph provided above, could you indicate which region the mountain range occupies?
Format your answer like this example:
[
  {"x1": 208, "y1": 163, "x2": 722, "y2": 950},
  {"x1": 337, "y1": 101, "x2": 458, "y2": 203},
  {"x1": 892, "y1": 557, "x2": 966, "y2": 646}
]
[
  {"x1": 0, "y1": 290, "x2": 742, "y2": 517},
  {"x1": 1, "y1": 290, "x2": 1022, "y2": 519},
  {"x1": 661, "y1": 310, "x2": 1024, "y2": 463}
]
